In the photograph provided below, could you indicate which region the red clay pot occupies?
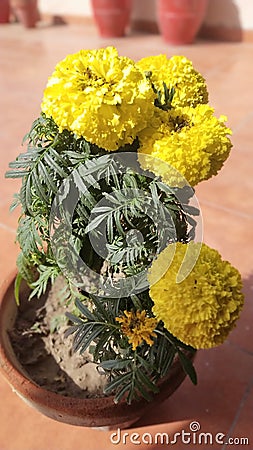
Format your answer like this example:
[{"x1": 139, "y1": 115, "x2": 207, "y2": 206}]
[
  {"x1": 91, "y1": 0, "x2": 132, "y2": 38},
  {"x1": 0, "y1": 0, "x2": 10, "y2": 23},
  {"x1": 0, "y1": 271, "x2": 194, "y2": 428},
  {"x1": 157, "y1": 0, "x2": 209, "y2": 45},
  {"x1": 11, "y1": 0, "x2": 38, "y2": 28}
]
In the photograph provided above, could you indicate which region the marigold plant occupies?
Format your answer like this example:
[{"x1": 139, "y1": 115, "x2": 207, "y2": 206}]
[
  {"x1": 138, "y1": 105, "x2": 232, "y2": 186},
  {"x1": 6, "y1": 47, "x2": 243, "y2": 405},
  {"x1": 41, "y1": 47, "x2": 156, "y2": 151},
  {"x1": 137, "y1": 55, "x2": 208, "y2": 107},
  {"x1": 149, "y1": 242, "x2": 244, "y2": 349},
  {"x1": 116, "y1": 310, "x2": 157, "y2": 350}
]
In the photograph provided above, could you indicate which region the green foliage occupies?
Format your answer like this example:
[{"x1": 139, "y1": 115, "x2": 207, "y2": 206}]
[
  {"x1": 155, "y1": 83, "x2": 175, "y2": 111},
  {"x1": 65, "y1": 297, "x2": 121, "y2": 362},
  {"x1": 29, "y1": 264, "x2": 60, "y2": 299},
  {"x1": 5, "y1": 114, "x2": 103, "y2": 299},
  {"x1": 145, "y1": 72, "x2": 175, "y2": 111},
  {"x1": 66, "y1": 294, "x2": 196, "y2": 405},
  {"x1": 6, "y1": 115, "x2": 90, "y2": 215},
  {"x1": 6, "y1": 112, "x2": 199, "y2": 403},
  {"x1": 102, "y1": 354, "x2": 160, "y2": 404}
]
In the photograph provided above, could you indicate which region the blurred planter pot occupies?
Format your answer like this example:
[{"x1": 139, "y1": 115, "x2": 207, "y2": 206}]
[
  {"x1": 157, "y1": 0, "x2": 209, "y2": 45},
  {"x1": 10, "y1": 0, "x2": 39, "y2": 28},
  {"x1": 91, "y1": 0, "x2": 132, "y2": 38},
  {"x1": 0, "y1": 271, "x2": 193, "y2": 428},
  {"x1": 0, "y1": 0, "x2": 10, "y2": 23}
]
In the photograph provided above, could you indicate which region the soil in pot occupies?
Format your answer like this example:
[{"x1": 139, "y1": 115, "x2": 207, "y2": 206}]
[
  {"x1": 1, "y1": 274, "x2": 194, "y2": 428},
  {"x1": 8, "y1": 277, "x2": 107, "y2": 399}
]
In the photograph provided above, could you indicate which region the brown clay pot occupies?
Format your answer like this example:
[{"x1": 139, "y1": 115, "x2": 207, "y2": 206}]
[
  {"x1": 0, "y1": 271, "x2": 193, "y2": 428},
  {"x1": 157, "y1": 0, "x2": 209, "y2": 45},
  {"x1": 10, "y1": 0, "x2": 38, "y2": 28},
  {"x1": 0, "y1": 0, "x2": 10, "y2": 23},
  {"x1": 91, "y1": 0, "x2": 132, "y2": 38}
]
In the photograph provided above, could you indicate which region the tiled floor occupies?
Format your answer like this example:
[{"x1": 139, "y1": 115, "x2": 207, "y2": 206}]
[{"x1": 0, "y1": 20, "x2": 253, "y2": 450}]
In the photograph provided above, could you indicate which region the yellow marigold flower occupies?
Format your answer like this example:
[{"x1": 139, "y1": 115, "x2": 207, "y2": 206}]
[
  {"x1": 138, "y1": 104, "x2": 232, "y2": 187},
  {"x1": 116, "y1": 310, "x2": 157, "y2": 350},
  {"x1": 137, "y1": 55, "x2": 208, "y2": 107},
  {"x1": 41, "y1": 47, "x2": 156, "y2": 151},
  {"x1": 149, "y1": 242, "x2": 244, "y2": 349}
]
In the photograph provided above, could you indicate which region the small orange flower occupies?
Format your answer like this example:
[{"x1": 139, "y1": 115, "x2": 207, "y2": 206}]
[{"x1": 116, "y1": 310, "x2": 157, "y2": 350}]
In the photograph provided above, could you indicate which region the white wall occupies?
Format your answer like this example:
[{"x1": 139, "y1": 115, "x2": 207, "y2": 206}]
[
  {"x1": 39, "y1": 0, "x2": 253, "y2": 30},
  {"x1": 204, "y1": 0, "x2": 253, "y2": 30},
  {"x1": 39, "y1": 0, "x2": 156, "y2": 19},
  {"x1": 39, "y1": 0, "x2": 92, "y2": 16}
]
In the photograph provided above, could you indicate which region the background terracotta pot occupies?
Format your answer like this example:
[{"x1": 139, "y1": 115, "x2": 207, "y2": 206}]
[
  {"x1": 157, "y1": 0, "x2": 209, "y2": 45},
  {"x1": 0, "y1": 0, "x2": 10, "y2": 23},
  {"x1": 91, "y1": 0, "x2": 132, "y2": 38},
  {"x1": 10, "y1": 0, "x2": 39, "y2": 28},
  {"x1": 0, "y1": 272, "x2": 193, "y2": 428}
]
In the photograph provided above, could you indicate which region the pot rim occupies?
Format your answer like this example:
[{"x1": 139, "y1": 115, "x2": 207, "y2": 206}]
[{"x1": 0, "y1": 269, "x2": 193, "y2": 427}]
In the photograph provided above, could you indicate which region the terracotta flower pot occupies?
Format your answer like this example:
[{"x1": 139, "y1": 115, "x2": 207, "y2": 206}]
[
  {"x1": 0, "y1": 271, "x2": 193, "y2": 428},
  {"x1": 91, "y1": 0, "x2": 132, "y2": 38},
  {"x1": 157, "y1": 0, "x2": 209, "y2": 45},
  {"x1": 10, "y1": 0, "x2": 38, "y2": 28},
  {"x1": 0, "y1": 0, "x2": 10, "y2": 23}
]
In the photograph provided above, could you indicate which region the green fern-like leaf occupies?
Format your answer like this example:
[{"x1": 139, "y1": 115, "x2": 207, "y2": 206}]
[{"x1": 29, "y1": 264, "x2": 60, "y2": 299}]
